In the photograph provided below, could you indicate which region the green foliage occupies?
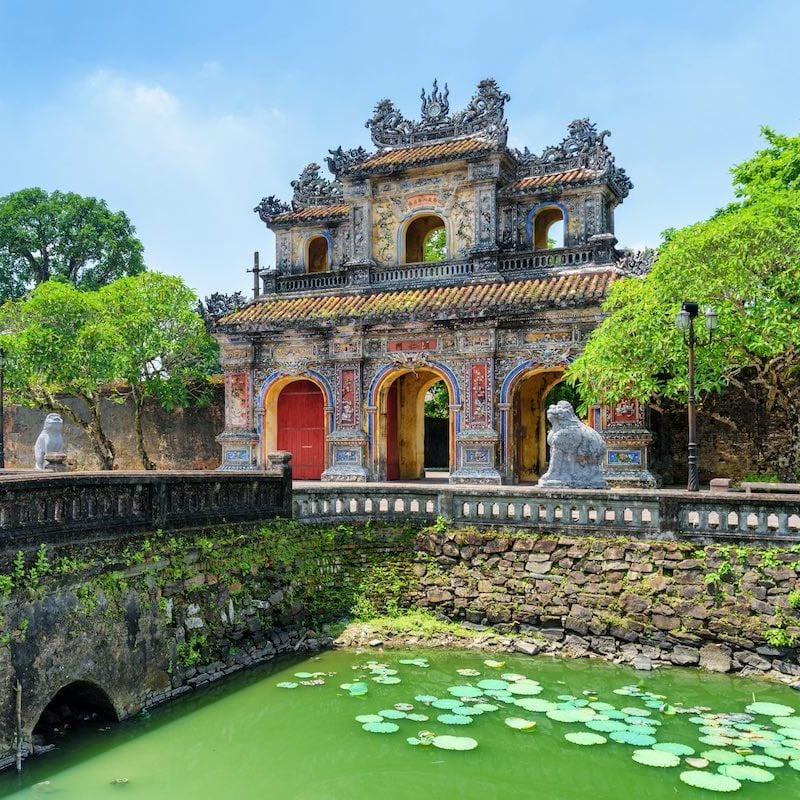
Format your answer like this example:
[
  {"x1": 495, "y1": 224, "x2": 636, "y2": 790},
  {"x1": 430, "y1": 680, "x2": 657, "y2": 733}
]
[
  {"x1": 0, "y1": 272, "x2": 217, "y2": 469},
  {"x1": 177, "y1": 634, "x2": 207, "y2": 667},
  {"x1": 742, "y1": 473, "x2": 781, "y2": 483},
  {"x1": 0, "y1": 187, "x2": 145, "y2": 303},
  {"x1": 764, "y1": 626, "x2": 796, "y2": 648},
  {"x1": 424, "y1": 381, "x2": 449, "y2": 419},
  {"x1": 568, "y1": 129, "x2": 800, "y2": 475},
  {"x1": 423, "y1": 226, "x2": 446, "y2": 262},
  {"x1": 350, "y1": 563, "x2": 413, "y2": 619},
  {"x1": 788, "y1": 589, "x2": 800, "y2": 609}
]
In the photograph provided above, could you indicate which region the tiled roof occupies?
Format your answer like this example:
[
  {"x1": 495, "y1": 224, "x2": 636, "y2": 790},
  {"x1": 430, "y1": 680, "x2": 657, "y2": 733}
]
[
  {"x1": 219, "y1": 270, "x2": 616, "y2": 329},
  {"x1": 271, "y1": 204, "x2": 350, "y2": 224},
  {"x1": 505, "y1": 168, "x2": 604, "y2": 193},
  {"x1": 351, "y1": 137, "x2": 496, "y2": 173}
]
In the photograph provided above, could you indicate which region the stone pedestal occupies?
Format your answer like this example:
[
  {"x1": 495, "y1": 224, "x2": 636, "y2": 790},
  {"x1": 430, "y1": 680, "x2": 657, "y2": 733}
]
[
  {"x1": 450, "y1": 430, "x2": 502, "y2": 484},
  {"x1": 44, "y1": 452, "x2": 67, "y2": 473},
  {"x1": 601, "y1": 399, "x2": 660, "y2": 488},
  {"x1": 216, "y1": 430, "x2": 259, "y2": 471},
  {"x1": 321, "y1": 431, "x2": 369, "y2": 482}
]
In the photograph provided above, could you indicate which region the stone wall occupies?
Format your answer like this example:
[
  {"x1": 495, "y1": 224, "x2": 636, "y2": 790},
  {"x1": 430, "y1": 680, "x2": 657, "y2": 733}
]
[
  {"x1": 0, "y1": 522, "x2": 414, "y2": 768},
  {"x1": 3, "y1": 385, "x2": 224, "y2": 471},
  {"x1": 412, "y1": 527, "x2": 800, "y2": 682}
]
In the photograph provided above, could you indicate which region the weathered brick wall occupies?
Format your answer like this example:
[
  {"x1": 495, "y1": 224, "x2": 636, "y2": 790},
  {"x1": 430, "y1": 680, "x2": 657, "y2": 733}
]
[
  {"x1": 3, "y1": 385, "x2": 224, "y2": 471},
  {"x1": 413, "y1": 528, "x2": 800, "y2": 680}
]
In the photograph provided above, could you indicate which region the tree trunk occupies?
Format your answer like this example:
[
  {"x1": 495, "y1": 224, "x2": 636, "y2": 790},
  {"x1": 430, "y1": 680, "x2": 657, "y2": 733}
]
[{"x1": 132, "y1": 388, "x2": 156, "y2": 470}]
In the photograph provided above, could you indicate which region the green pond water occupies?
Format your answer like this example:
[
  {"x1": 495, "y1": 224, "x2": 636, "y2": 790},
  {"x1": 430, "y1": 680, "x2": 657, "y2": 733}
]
[{"x1": 3, "y1": 649, "x2": 800, "y2": 799}]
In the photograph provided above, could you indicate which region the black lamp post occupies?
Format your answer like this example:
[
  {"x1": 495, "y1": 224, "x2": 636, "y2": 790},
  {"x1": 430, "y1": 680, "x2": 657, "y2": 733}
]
[{"x1": 675, "y1": 301, "x2": 717, "y2": 491}]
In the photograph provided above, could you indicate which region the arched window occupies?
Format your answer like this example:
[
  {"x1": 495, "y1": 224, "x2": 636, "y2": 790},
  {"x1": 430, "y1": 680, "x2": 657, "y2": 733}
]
[
  {"x1": 307, "y1": 235, "x2": 329, "y2": 273},
  {"x1": 533, "y1": 206, "x2": 565, "y2": 250},
  {"x1": 405, "y1": 215, "x2": 446, "y2": 263}
]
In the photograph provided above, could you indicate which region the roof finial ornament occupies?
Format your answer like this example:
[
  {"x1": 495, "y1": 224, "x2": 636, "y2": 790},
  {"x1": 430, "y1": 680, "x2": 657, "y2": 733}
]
[{"x1": 420, "y1": 79, "x2": 449, "y2": 121}]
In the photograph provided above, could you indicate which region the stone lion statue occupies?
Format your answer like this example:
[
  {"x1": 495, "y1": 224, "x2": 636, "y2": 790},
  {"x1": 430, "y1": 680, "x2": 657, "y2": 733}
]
[
  {"x1": 34, "y1": 413, "x2": 64, "y2": 470},
  {"x1": 537, "y1": 401, "x2": 608, "y2": 489}
]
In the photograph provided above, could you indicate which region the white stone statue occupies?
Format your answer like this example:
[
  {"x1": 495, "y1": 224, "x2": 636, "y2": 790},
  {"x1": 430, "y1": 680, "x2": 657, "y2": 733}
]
[
  {"x1": 537, "y1": 401, "x2": 608, "y2": 489},
  {"x1": 34, "y1": 413, "x2": 64, "y2": 470}
]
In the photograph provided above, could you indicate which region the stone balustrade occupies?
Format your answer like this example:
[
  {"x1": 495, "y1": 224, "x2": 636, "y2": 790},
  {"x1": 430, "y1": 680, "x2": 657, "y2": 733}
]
[
  {"x1": 294, "y1": 484, "x2": 800, "y2": 543},
  {"x1": 0, "y1": 469, "x2": 291, "y2": 548}
]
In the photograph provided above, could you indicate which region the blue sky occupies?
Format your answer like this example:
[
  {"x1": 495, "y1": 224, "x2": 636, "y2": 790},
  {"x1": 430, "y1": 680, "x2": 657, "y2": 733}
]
[{"x1": 1, "y1": 0, "x2": 798, "y2": 299}]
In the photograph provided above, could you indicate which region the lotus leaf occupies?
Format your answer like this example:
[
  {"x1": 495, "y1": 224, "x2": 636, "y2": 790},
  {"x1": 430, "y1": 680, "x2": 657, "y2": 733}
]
[
  {"x1": 437, "y1": 714, "x2": 473, "y2": 725},
  {"x1": 789, "y1": 759, "x2": 800, "y2": 771},
  {"x1": 718, "y1": 764, "x2": 774, "y2": 783},
  {"x1": 621, "y1": 707, "x2": 651, "y2": 717},
  {"x1": 777, "y1": 716, "x2": 800, "y2": 729},
  {"x1": 379, "y1": 709, "x2": 407, "y2": 720},
  {"x1": 432, "y1": 735, "x2": 478, "y2": 751},
  {"x1": 701, "y1": 750, "x2": 744, "y2": 765},
  {"x1": 685, "y1": 757, "x2": 710, "y2": 769},
  {"x1": 406, "y1": 737, "x2": 421, "y2": 746},
  {"x1": 653, "y1": 742, "x2": 695, "y2": 756},
  {"x1": 406, "y1": 713, "x2": 429, "y2": 722},
  {"x1": 415, "y1": 695, "x2": 438, "y2": 704},
  {"x1": 362, "y1": 721, "x2": 400, "y2": 734},
  {"x1": 372, "y1": 676, "x2": 401, "y2": 685},
  {"x1": 586, "y1": 720, "x2": 629, "y2": 733},
  {"x1": 745, "y1": 701, "x2": 794, "y2": 717},
  {"x1": 763, "y1": 746, "x2": 797, "y2": 759},
  {"x1": 609, "y1": 730, "x2": 657, "y2": 746},
  {"x1": 355, "y1": 714, "x2": 384, "y2": 724},
  {"x1": 483, "y1": 659, "x2": 505, "y2": 668},
  {"x1": 294, "y1": 672, "x2": 314, "y2": 679},
  {"x1": 547, "y1": 708, "x2": 597, "y2": 724},
  {"x1": 501, "y1": 673, "x2": 527, "y2": 682},
  {"x1": 700, "y1": 735, "x2": 735, "y2": 747},
  {"x1": 679, "y1": 771, "x2": 742, "y2": 792},
  {"x1": 394, "y1": 703, "x2": 414, "y2": 712},
  {"x1": 631, "y1": 749, "x2": 680, "y2": 768},
  {"x1": 457, "y1": 668, "x2": 481, "y2": 677},
  {"x1": 564, "y1": 732, "x2": 607, "y2": 746},
  {"x1": 778, "y1": 727, "x2": 800, "y2": 740},
  {"x1": 477, "y1": 680, "x2": 510, "y2": 691},
  {"x1": 514, "y1": 698, "x2": 556, "y2": 713},
  {"x1": 745, "y1": 754, "x2": 783, "y2": 768},
  {"x1": 507, "y1": 680, "x2": 543, "y2": 696},
  {"x1": 448, "y1": 685, "x2": 484, "y2": 698},
  {"x1": 504, "y1": 717, "x2": 537, "y2": 731},
  {"x1": 276, "y1": 682, "x2": 299, "y2": 689},
  {"x1": 432, "y1": 699, "x2": 463, "y2": 710},
  {"x1": 589, "y1": 702, "x2": 616, "y2": 712}
]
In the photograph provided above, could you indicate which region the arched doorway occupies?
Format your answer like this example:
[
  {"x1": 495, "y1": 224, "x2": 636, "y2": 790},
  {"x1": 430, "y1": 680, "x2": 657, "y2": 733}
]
[
  {"x1": 510, "y1": 368, "x2": 566, "y2": 482},
  {"x1": 276, "y1": 379, "x2": 325, "y2": 479},
  {"x1": 379, "y1": 369, "x2": 453, "y2": 480},
  {"x1": 405, "y1": 215, "x2": 446, "y2": 263},
  {"x1": 533, "y1": 206, "x2": 565, "y2": 249},
  {"x1": 307, "y1": 235, "x2": 329, "y2": 273},
  {"x1": 33, "y1": 680, "x2": 118, "y2": 747}
]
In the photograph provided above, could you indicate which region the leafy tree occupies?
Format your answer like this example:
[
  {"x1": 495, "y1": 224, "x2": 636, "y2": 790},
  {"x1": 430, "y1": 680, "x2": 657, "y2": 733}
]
[
  {"x1": 424, "y1": 381, "x2": 449, "y2": 419},
  {"x1": 0, "y1": 281, "x2": 123, "y2": 468},
  {"x1": 100, "y1": 273, "x2": 219, "y2": 469},
  {"x1": 423, "y1": 227, "x2": 446, "y2": 262},
  {"x1": 568, "y1": 128, "x2": 800, "y2": 479},
  {"x1": 0, "y1": 188, "x2": 145, "y2": 303}
]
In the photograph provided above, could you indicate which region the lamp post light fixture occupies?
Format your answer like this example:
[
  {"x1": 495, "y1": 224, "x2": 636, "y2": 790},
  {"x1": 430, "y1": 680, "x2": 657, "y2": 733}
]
[{"x1": 675, "y1": 301, "x2": 717, "y2": 491}]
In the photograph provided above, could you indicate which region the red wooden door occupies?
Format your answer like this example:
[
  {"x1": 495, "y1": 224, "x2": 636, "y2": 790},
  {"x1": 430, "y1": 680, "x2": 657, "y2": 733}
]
[
  {"x1": 277, "y1": 380, "x2": 324, "y2": 479},
  {"x1": 386, "y1": 381, "x2": 399, "y2": 481}
]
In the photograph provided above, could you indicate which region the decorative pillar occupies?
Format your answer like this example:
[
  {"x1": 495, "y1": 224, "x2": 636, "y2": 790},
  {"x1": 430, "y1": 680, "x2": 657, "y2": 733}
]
[
  {"x1": 450, "y1": 350, "x2": 502, "y2": 485},
  {"x1": 601, "y1": 399, "x2": 661, "y2": 487},
  {"x1": 215, "y1": 338, "x2": 259, "y2": 470},
  {"x1": 321, "y1": 336, "x2": 369, "y2": 482}
]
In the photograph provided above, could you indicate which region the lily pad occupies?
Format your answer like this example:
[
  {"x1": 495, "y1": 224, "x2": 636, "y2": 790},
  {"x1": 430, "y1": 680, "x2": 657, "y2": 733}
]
[
  {"x1": 777, "y1": 716, "x2": 800, "y2": 729},
  {"x1": 514, "y1": 698, "x2": 557, "y2": 713},
  {"x1": 745, "y1": 754, "x2": 783, "y2": 768},
  {"x1": 372, "y1": 676, "x2": 401, "y2": 685},
  {"x1": 406, "y1": 713, "x2": 429, "y2": 722},
  {"x1": 477, "y1": 679, "x2": 510, "y2": 691},
  {"x1": 379, "y1": 709, "x2": 407, "y2": 720},
  {"x1": 398, "y1": 658, "x2": 429, "y2": 667},
  {"x1": 432, "y1": 699, "x2": 463, "y2": 710},
  {"x1": 437, "y1": 714, "x2": 473, "y2": 725},
  {"x1": 355, "y1": 714, "x2": 384, "y2": 723},
  {"x1": 586, "y1": 720, "x2": 628, "y2": 733},
  {"x1": 589, "y1": 702, "x2": 617, "y2": 712},
  {"x1": 347, "y1": 682, "x2": 369, "y2": 696},
  {"x1": 700, "y1": 735, "x2": 736, "y2": 747},
  {"x1": 565, "y1": 731, "x2": 607, "y2": 746},
  {"x1": 276, "y1": 682, "x2": 299, "y2": 689},
  {"x1": 456, "y1": 668, "x2": 481, "y2": 677},
  {"x1": 745, "y1": 701, "x2": 795, "y2": 717},
  {"x1": 483, "y1": 659, "x2": 505, "y2": 668},
  {"x1": 763, "y1": 746, "x2": 797, "y2": 760},
  {"x1": 718, "y1": 764, "x2": 775, "y2": 783},
  {"x1": 362, "y1": 721, "x2": 399, "y2": 734},
  {"x1": 701, "y1": 750, "x2": 744, "y2": 765},
  {"x1": 679, "y1": 771, "x2": 742, "y2": 792},
  {"x1": 653, "y1": 742, "x2": 695, "y2": 756},
  {"x1": 432, "y1": 735, "x2": 478, "y2": 751},
  {"x1": 609, "y1": 730, "x2": 657, "y2": 746},
  {"x1": 394, "y1": 703, "x2": 414, "y2": 712},
  {"x1": 501, "y1": 673, "x2": 527, "y2": 682},
  {"x1": 448, "y1": 685, "x2": 483, "y2": 698},
  {"x1": 789, "y1": 759, "x2": 800, "y2": 771},
  {"x1": 415, "y1": 695, "x2": 438, "y2": 704},
  {"x1": 406, "y1": 737, "x2": 421, "y2": 746},
  {"x1": 507, "y1": 680, "x2": 544, "y2": 696},
  {"x1": 294, "y1": 672, "x2": 314, "y2": 679},
  {"x1": 632, "y1": 749, "x2": 681, "y2": 768},
  {"x1": 686, "y1": 757, "x2": 710, "y2": 769},
  {"x1": 547, "y1": 708, "x2": 597, "y2": 724},
  {"x1": 621, "y1": 707, "x2": 651, "y2": 717},
  {"x1": 504, "y1": 717, "x2": 537, "y2": 731}
]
